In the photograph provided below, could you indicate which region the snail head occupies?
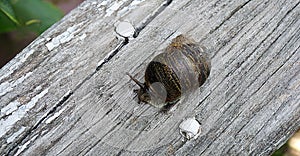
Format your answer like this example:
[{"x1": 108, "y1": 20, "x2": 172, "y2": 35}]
[{"x1": 126, "y1": 73, "x2": 151, "y2": 104}]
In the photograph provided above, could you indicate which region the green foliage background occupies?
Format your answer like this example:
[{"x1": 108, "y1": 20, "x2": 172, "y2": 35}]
[{"x1": 0, "y1": 0, "x2": 63, "y2": 34}]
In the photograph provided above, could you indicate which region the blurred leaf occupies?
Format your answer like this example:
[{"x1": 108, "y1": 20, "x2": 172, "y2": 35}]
[
  {"x1": 0, "y1": 10, "x2": 17, "y2": 33},
  {"x1": 3, "y1": 0, "x2": 64, "y2": 34},
  {"x1": 25, "y1": 19, "x2": 41, "y2": 25},
  {"x1": 0, "y1": 0, "x2": 19, "y2": 24},
  {"x1": 272, "y1": 143, "x2": 287, "y2": 156},
  {"x1": 11, "y1": 0, "x2": 63, "y2": 34}
]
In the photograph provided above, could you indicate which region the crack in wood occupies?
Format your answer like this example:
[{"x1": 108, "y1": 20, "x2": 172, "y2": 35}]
[
  {"x1": 2, "y1": 0, "x2": 299, "y2": 154},
  {"x1": 235, "y1": 1, "x2": 300, "y2": 102},
  {"x1": 190, "y1": 0, "x2": 278, "y2": 139},
  {"x1": 206, "y1": 0, "x2": 298, "y2": 121},
  {"x1": 134, "y1": 0, "x2": 173, "y2": 37},
  {"x1": 248, "y1": 96, "x2": 300, "y2": 155},
  {"x1": 171, "y1": 1, "x2": 292, "y2": 150},
  {"x1": 212, "y1": 0, "x2": 269, "y2": 59},
  {"x1": 190, "y1": 1, "x2": 300, "y2": 155},
  {"x1": 5, "y1": 0, "x2": 174, "y2": 154},
  {"x1": 83, "y1": 121, "x2": 123, "y2": 155},
  {"x1": 228, "y1": 51, "x2": 300, "y2": 153},
  {"x1": 6, "y1": 91, "x2": 73, "y2": 155},
  {"x1": 247, "y1": 45, "x2": 300, "y2": 155},
  {"x1": 48, "y1": 116, "x2": 84, "y2": 155},
  {"x1": 227, "y1": 45, "x2": 300, "y2": 154},
  {"x1": 207, "y1": 0, "x2": 252, "y2": 36},
  {"x1": 218, "y1": 0, "x2": 299, "y2": 123}
]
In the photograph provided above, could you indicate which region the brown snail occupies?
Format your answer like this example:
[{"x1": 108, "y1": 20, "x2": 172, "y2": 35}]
[{"x1": 127, "y1": 35, "x2": 211, "y2": 109}]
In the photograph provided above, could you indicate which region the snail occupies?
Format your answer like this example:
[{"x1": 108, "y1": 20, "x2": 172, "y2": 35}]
[{"x1": 127, "y1": 35, "x2": 211, "y2": 110}]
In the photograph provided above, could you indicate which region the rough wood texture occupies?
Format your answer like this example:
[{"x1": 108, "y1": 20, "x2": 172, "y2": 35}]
[{"x1": 0, "y1": 0, "x2": 299, "y2": 155}]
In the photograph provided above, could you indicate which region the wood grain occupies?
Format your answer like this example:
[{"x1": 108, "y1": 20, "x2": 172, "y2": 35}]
[{"x1": 0, "y1": 0, "x2": 299, "y2": 155}]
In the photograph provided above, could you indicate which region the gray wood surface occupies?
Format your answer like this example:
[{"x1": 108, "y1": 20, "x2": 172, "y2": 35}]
[{"x1": 1, "y1": 0, "x2": 299, "y2": 155}]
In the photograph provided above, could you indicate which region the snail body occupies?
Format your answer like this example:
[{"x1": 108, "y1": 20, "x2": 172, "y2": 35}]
[{"x1": 128, "y1": 35, "x2": 211, "y2": 109}]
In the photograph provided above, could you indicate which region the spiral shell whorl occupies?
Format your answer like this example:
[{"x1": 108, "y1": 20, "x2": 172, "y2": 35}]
[{"x1": 128, "y1": 35, "x2": 211, "y2": 109}]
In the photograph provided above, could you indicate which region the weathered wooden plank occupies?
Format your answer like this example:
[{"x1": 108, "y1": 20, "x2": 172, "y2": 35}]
[
  {"x1": 1, "y1": 0, "x2": 300, "y2": 155},
  {"x1": 0, "y1": 0, "x2": 169, "y2": 155}
]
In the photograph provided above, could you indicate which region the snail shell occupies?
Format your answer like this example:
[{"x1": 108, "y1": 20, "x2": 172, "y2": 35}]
[{"x1": 128, "y1": 35, "x2": 211, "y2": 109}]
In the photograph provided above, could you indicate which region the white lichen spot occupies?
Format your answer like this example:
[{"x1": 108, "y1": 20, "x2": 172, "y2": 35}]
[
  {"x1": 7, "y1": 127, "x2": 26, "y2": 143},
  {"x1": 115, "y1": 21, "x2": 136, "y2": 38},
  {"x1": 179, "y1": 117, "x2": 201, "y2": 140}
]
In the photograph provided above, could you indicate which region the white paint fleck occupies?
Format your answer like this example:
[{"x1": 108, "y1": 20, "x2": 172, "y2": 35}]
[
  {"x1": 118, "y1": 6, "x2": 128, "y2": 15},
  {"x1": 0, "y1": 82, "x2": 13, "y2": 97},
  {"x1": 45, "y1": 105, "x2": 67, "y2": 124},
  {"x1": 0, "y1": 72, "x2": 32, "y2": 97},
  {"x1": 38, "y1": 90, "x2": 72, "y2": 124},
  {"x1": 100, "y1": 0, "x2": 108, "y2": 6},
  {"x1": 105, "y1": 1, "x2": 124, "y2": 17},
  {"x1": 7, "y1": 126, "x2": 26, "y2": 143},
  {"x1": 18, "y1": 49, "x2": 35, "y2": 69},
  {"x1": 45, "y1": 24, "x2": 84, "y2": 51},
  {"x1": 67, "y1": 70, "x2": 75, "y2": 77},
  {"x1": 0, "y1": 101, "x2": 19, "y2": 118},
  {"x1": 15, "y1": 135, "x2": 38, "y2": 156},
  {"x1": 79, "y1": 33, "x2": 87, "y2": 41},
  {"x1": 131, "y1": 0, "x2": 144, "y2": 6},
  {"x1": 0, "y1": 49, "x2": 35, "y2": 82},
  {"x1": 179, "y1": 117, "x2": 201, "y2": 140},
  {"x1": 34, "y1": 85, "x2": 42, "y2": 92},
  {"x1": 45, "y1": 40, "x2": 58, "y2": 51},
  {"x1": 0, "y1": 87, "x2": 49, "y2": 138},
  {"x1": 60, "y1": 32, "x2": 74, "y2": 43},
  {"x1": 117, "y1": 0, "x2": 146, "y2": 17}
]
